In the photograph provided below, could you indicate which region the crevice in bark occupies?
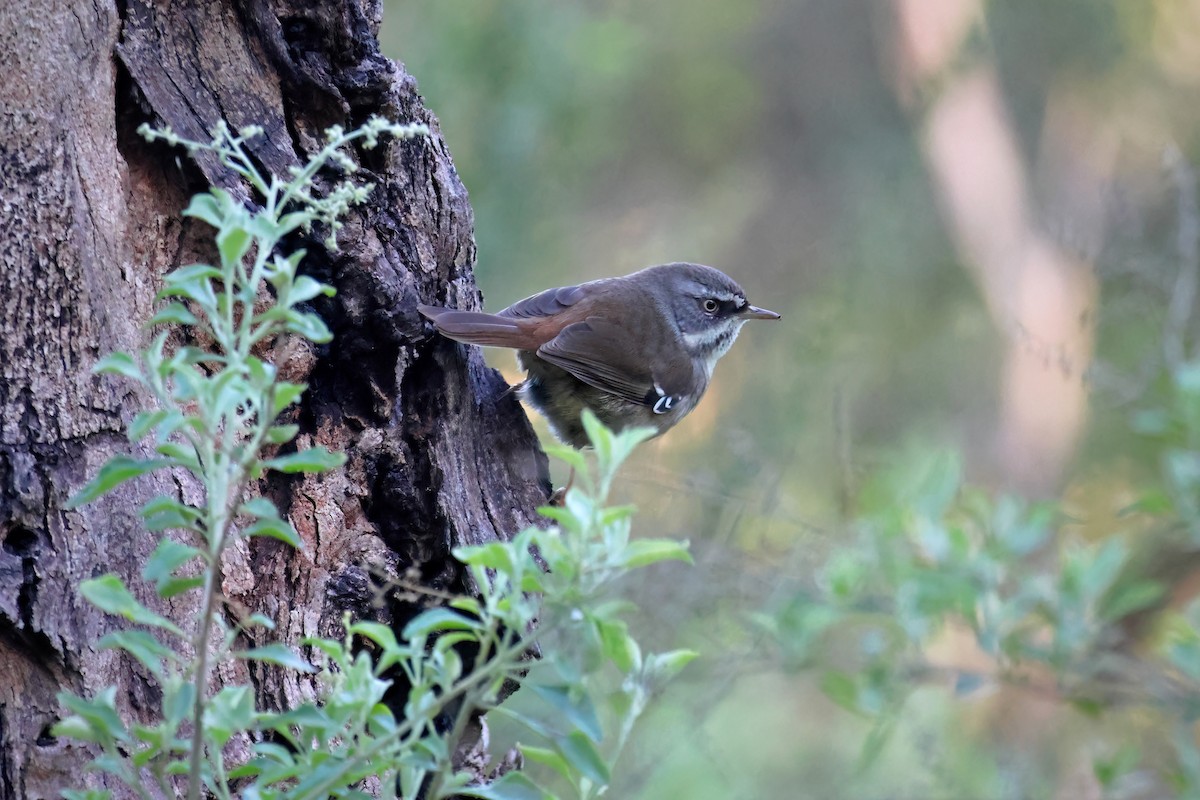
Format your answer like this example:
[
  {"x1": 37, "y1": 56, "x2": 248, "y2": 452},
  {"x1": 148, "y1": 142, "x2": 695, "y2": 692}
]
[
  {"x1": 2, "y1": 525, "x2": 40, "y2": 630},
  {"x1": 0, "y1": 707, "x2": 14, "y2": 800}
]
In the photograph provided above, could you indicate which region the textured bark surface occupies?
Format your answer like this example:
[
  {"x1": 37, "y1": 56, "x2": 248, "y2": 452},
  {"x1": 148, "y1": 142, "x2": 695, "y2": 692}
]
[{"x1": 0, "y1": 0, "x2": 549, "y2": 795}]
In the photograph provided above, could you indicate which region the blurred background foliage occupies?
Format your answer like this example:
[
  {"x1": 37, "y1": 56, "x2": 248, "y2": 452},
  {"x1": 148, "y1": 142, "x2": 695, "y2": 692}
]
[{"x1": 382, "y1": 1, "x2": 1200, "y2": 797}]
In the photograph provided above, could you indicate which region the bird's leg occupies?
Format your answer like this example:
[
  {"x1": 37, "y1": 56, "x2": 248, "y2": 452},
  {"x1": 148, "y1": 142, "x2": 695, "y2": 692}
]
[{"x1": 549, "y1": 465, "x2": 576, "y2": 507}]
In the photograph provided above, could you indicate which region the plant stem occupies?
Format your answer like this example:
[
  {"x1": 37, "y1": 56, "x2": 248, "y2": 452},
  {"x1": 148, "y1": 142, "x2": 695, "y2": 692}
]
[
  {"x1": 185, "y1": 512, "x2": 227, "y2": 800},
  {"x1": 297, "y1": 629, "x2": 544, "y2": 800}
]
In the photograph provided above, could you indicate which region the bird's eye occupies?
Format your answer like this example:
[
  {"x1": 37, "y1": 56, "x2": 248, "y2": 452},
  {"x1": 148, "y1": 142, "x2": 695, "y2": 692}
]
[{"x1": 702, "y1": 298, "x2": 719, "y2": 314}]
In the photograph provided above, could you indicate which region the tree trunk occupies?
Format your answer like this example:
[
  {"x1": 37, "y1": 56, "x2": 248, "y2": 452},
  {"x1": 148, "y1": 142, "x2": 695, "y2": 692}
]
[{"x1": 0, "y1": 0, "x2": 549, "y2": 795}]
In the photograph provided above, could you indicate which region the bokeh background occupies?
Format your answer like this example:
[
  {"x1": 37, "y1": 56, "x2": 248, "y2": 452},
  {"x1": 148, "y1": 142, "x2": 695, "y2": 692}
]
[{"x1": 382, "y1": 2, "x2": 1200, "y2": 797}]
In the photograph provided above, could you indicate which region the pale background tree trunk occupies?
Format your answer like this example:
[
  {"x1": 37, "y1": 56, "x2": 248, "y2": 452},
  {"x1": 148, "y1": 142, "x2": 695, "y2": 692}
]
[{"x1": 0, "y1": 0, "x2": 548, "y2": 795}]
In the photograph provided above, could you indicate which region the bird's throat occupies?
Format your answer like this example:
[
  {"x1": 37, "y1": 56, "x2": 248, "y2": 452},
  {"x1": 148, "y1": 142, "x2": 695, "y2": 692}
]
[{"x1": 681, "y1": 320, "x2": 744, "y2": 374}]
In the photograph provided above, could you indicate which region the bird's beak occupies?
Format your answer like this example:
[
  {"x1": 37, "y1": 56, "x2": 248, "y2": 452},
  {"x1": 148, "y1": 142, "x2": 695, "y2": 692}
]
[{"x1": 742, "y1": 304, "x2": 781, "y2": 321}]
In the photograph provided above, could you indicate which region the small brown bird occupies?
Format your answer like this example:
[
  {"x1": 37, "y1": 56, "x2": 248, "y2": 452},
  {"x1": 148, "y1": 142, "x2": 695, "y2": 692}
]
[{"x1": 419, "y1": 262, "x2": 780, "y2": 447}]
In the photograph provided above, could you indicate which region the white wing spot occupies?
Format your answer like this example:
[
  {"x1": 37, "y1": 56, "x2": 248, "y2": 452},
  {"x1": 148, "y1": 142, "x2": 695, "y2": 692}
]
[{"x1": 653, "y1": 395, "x2": 674, "y2": 414}]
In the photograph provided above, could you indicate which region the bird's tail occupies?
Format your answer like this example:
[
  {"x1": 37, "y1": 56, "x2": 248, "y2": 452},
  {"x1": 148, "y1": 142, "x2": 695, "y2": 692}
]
[{"x1": 417, "y1": 305, "x2": 538, "y2": 349}]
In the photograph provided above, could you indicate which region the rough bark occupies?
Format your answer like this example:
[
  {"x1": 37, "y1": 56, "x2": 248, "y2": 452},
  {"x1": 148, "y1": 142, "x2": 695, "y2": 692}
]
[{"x1": 0, "y1": 0, "x2": 549, "y2": 795}]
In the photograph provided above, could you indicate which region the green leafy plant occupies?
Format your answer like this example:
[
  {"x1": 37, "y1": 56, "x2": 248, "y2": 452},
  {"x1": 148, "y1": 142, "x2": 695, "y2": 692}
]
[
  {"x1": 762, "y1": 397, "x2": 1200, "y2": 793},
  {"x1": 58, "y1": 119, "x2": 693, "y2": 800}
]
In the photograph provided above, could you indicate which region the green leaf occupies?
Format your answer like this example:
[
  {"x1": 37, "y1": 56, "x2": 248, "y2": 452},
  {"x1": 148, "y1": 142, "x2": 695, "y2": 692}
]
[
  {"x1": 403, "y1": 608, "x2": 484, "y2": 639},
  {"x1": 182, "y1": 193, "x2": 225, "y2": 228},
  {"x1": 555, "y1": 729, "x2": 611, "y2": 786},
  {"x1": 1101, "y1": 580, "x2": 1165, "y2": 621},
  {"x1": 155, "y1": 441, "x2": 201, "y2": 473},
  {"x1": 518, "y1": 743, "x2": 573, "y2": 783},
  {"x1": 204, "y1": 685, "x2": 255, "y2": 747},
  {"x1": 152, "y1": 409, "x2": 196, "y2": 445},
  {"x1": 80, "y1": 575, "x2": 183, "y2": 636},
  {"x1": 608, "y1": 425, "x2": 657, "y2": 472},
  {"x1": 536, "y1": 505, "x2": 585, "y2": 534},
  {"x1": 66, "y1": 455, "x2": 172, "y2": 508},
  {"x1": 148, "y1": 302, "x2": 199, "y2": 327},
  {"x1": 542, "y1": 443, "x2": 588, "y2": 476},
  {"x1": 1094, "y1": 745, "x2": 1141, "y2": 788},
  {"x1": 289, "y1": 276, "x2": 336, "y2": 305},
  {"x1": 596, "y1": 618, "x2": 639, "y2": 673},
  {"x1": 243, "y1": 516, "x2": 302, "y2": 548},
  {"x1": 859, "y1": 718, "x2": 896, "y2": 770},
  {"x1": 453, "y1": 541, "x2": 515, "y2": 573},
  {"x1": 820, "y1": 671, "x2": 861, "y2": 715},
  {"x1": 97, "y1": 630, "x2": 173, "y2": 679},
  {"x1": 1118, "y1": 490, "x2": 1173, "y2": 517},
  {"x1": 1082, "y1": 539, "x2": 1127, "y2": 600},
  {"x1": 240, "y1": 497, "x2": 278, "y2": 519},
  {"x1": 349, "y1": 621, "x2": 410, "y2": 672},
  {"x1": 240, "y1": 613, "x2": 277, "y2": 632},
  {"x1": 270, "y1": 382, "x2": 308, "y2": 416},
  {"x1": 141, "y1": 497, "x2": 202, "y2": 534},
  {"x1": 142, "y1": 538, "x2": 203, "y2": 598},
  {"x1": 264, "y1": 424, "x2": 300, "y2": 445},
  {"x1": 127, "y1": 409, "x2": 170, "y2": 443},
  {"x1": 217, "y1": 224, "x2": 252, "y2": 268},
  {"x1": 285, "y1": 310, "x2": 332, "y2": 343},
  {"x1": 1168, "y1": 639, "x2": 1200, "y2": 681},
  {"x1": 456, "y1": 771, "x2": 550, "y2": 800},
  {"x1": 620, "y1": 538, "x2": 692, "y2": 568},
  {"x1": 528, "y1": 683, "x2": 602, "y2": 742},
  {"x1": 52, "y1": 714, "x2": 102, "y2": 744},
  {"x1": 58, "y1": 687, "x2": 128, "y2": 743},
  {"x1": 580, "y1": 409, "x2": 614, "y2": 470},
  {"x1": 246, "y1": 212, "x2": 284, "y2": 245},
  {"x1": 234, "y1": 644, "x2": 316, "y2": 673},
  {"x1": 158, "y1": 264, "x2": 220, "y2": 309},
  {"x1": 261, "y1": 446, "x2": 346, "y2": 474},
  {"x1": 62, "y1": 790, "x2": 112, "y2": 800},
  {"x1": 645, "y1": 648, "x2": 698, "y2": 683},
  {"x1": 93, "y1": 352, "x2": 143, "y2": 382}
]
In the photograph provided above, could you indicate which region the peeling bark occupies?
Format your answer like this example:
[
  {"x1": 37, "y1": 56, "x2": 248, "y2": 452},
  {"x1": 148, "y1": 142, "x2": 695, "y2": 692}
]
[{"x1": 0, "y1": 0, "x2": 548, "y2": 794}]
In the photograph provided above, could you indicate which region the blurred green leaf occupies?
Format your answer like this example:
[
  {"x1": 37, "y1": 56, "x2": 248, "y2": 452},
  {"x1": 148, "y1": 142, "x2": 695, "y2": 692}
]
[
  {"x1": 528, "y1": 683, "x2": 603, "y2": 742},
  {"x1": 270, "y1": 382, "x2": 308, "y2": 416},
  {"x1": 235, "y1": 644, "x2": 316, "y2": 674},
  {"x1": 619, "y1": 538, "x2": 692, "y2": 568},
  {"x1": 243, "y1": 516, "x2": 302, "y2": 548},
  {"x1": 1100, "y1": 579, "x2": 1164, "y2": 621},
  {"x1": 403, "y1": 608, "x2": 484, "y2": 639},
  {"x1": 264, "y1": 423, "x2": 300, "y2": 445},
  {"x1": 57, "y1": 687, "x2": 127, "y2": 743},
  {"x1": 820, "y1": 671, "x2": 861, "y2": 715},
  {"x1": 457, "y1": 771, "x2": 550, "y2": 800},
  {"x1": 66, "y1": 455, "x2": 172, "y2": 508},
  {"x1": 182, "y1": 193, "x2": 225, "y2": 228},
  {"x1": 645, "y1": 648, "x2": 698, "y2": 683},
  {"x1": 216, "y1": 224, "x2": 252, "y2": 268},
  {"x1": 93, "y1": 352, "x2": 143, "y2": 382},
  {"x1": 289, "y1": 275, "x2": 336, "y2": 304},
  {"x1": 97, "y1": 630, "x2": 174, "y2": 679},
  {"x1": 204, "y1": 685, "x2": 255, "y2": 747},
  {"x1": 149, "y1": 302, "x2": 199, "y2": 328},
  {"x1": 285, "y1": 310, "x2": 332, "y2": 343},
  {"x1": 554, "y1": 729, "x2": 610, "y2": 786},
  {"x1": 142, "y1": 538, "x2": 203, "y2": 598},
  {"x1": 261, "y1": 446, "x2": 345, "y2": 474},
  {"x1": 80, "y1": 575, "x2": 183, "y2": 636}
]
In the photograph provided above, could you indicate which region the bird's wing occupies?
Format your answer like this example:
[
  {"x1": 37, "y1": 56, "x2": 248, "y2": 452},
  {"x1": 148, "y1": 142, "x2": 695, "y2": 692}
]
[
  {"x1": 537, "y1": 316, "x2": 698, "y2": 408},
  {"x1": 496, "y1": 283, "x2": 591, "y2": 319}
]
